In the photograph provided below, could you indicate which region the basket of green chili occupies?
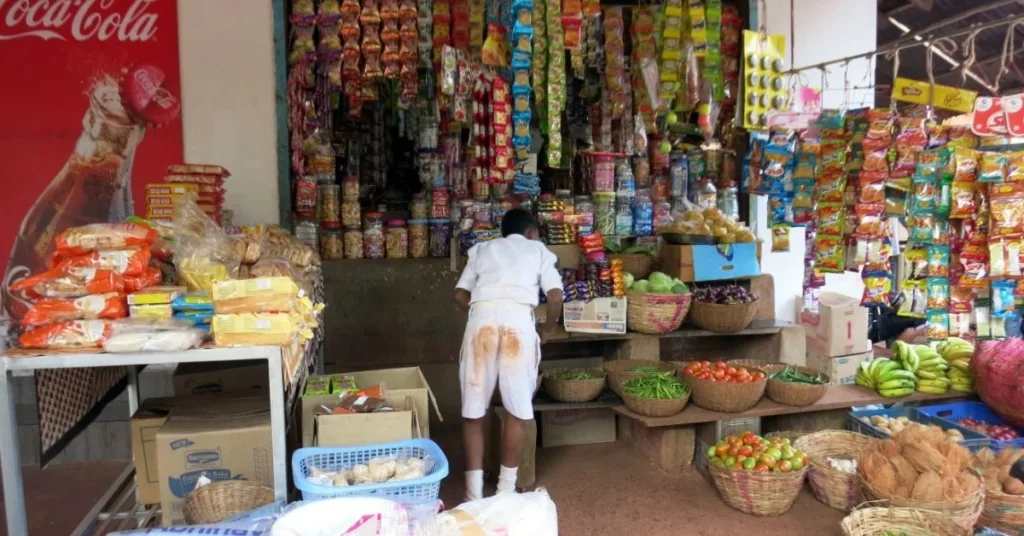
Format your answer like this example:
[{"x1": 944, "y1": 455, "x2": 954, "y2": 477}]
[
  {"x1": 603, "y1": 359, "x2": 677, "y2": 398},
  {"x1": 543, "y1": 368, "x2": 607, "y2": 403},
  {"x1": 765, "y1": 364, "x2": 830, "y2": 407},
  {"x1": 620, "y1": 372, "x2": 691, "y2": 418}
]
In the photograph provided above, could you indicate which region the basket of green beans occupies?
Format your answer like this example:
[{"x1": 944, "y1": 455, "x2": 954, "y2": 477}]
[
  {"x1": 602, "y1": 359, "x2": 677, "y2": 398},
  {"x1": 620, "y1": 372, "x2": 691, "y2": 418},
  {"x1": 543, "y1": 368, "x2": 607, "y2": 403},
  {"x1": 765, "y1": 364, "x2": 830, "y2": 407}
]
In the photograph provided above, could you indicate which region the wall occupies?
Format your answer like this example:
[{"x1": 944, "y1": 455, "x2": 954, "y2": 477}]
[
  {"x1": 177, "y1": 0, "x2": 281, "y2": 226},
  {"x1": 754, "y1": 0, "x2": 877, "y2": 323}
]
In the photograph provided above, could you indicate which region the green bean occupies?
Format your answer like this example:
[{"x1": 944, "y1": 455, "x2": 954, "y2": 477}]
[
  {"x1": 768, "y1": 366, "x2": 827, "y2": 385},
  {"x1": 623, "y1": 373, "x2": 688, "y2": 400},
  {"x1": 548, "y1": 371, "x2": 602, "y2": 381},
  {"x1": 629, "y1": 366, "x2": 662, "y2": 375}
]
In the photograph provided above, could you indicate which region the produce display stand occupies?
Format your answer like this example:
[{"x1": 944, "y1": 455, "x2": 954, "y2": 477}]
[{"x1": 0, "y1": 346, "x2": 290, "y2": 536}]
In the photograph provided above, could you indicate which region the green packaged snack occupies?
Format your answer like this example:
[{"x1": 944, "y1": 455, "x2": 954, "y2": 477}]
[
  {"x1": 304, "y1": 375, "x2": 331, "y2": 396},
  {"x1": 330, "y1": 374, "x2": 359, "y2": 393}
]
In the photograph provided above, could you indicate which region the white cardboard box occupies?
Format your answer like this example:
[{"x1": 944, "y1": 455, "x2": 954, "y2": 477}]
[
  {"x1": 562, "y1": 297, "x2": 627, "y2": 334},
  {"x1": 806, "y1": 347, "x2": 874, "y2": 385},
  {"x1": 541, "y1": 408, "x2": 617, "y2": 447},
  {"x1": 799, "y1": 292, "x2": 871, "y2": 357}
]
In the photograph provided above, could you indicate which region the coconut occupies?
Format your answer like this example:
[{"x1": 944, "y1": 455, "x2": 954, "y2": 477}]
[
  {"x1": 1003, "y1": 476, "x2": 1024, "y2": 495},
  {"x1": 942, "y1": 475, "x2": 966, "y2": 501},
  {"x1": 957, "y1": 471, "x2": 981, "y2": 496},
  {"x1": 890, "y1": 454, "x2": 919, "y2": 488},
  {"x1": 911, "y1": 471, "x2": 943, "y2": 502},
  {"x1": 903, "y1": 443, "x2": 948, "y2": 475}
]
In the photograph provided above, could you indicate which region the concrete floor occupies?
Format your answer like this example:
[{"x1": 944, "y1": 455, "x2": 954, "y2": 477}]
[{"x1": 1, "y1": 433, "x2": 847, "y2": 536}]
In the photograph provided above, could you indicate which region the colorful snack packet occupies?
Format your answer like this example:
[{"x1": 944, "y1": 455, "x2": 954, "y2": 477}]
[
  {"x1": 927, "y1": 245, "x2": 950, "y2": 277},
  {"x1": 950, "y1": 285, "x2": 974, "y2": 314},
  {"x1": 54, "y1": 223, "x2": 157, "y2": 257},
  {"x1": 897, "y1": 279, "x2": 927, "y2": 319},
  {"x1": 814, "y1": 235, "x2": 846, "y2": 273},
  {"x1": 926, "y1": 277, "x2": 949, "y2": 310},
  {"x1": 861, "y1": 270, "x2": 892, "y2": 306},
  {"x1": 22, "y1": 293, "x2": 127, "y2": 328},
  {"x1": 926, "y1": 309, "x2": 949, "y2": 340},
  {"x1": 816, "y1": 204, "x2": 846, "y2": 237},
  {"x1": 979, "y1": 152, "x2": 1008, "y2": 183},
  {"x1": 992, "y1": 279, "x2": 1017, "y2": 317},
  {"x1": 959, "y1": 244, "x2": 989, "y2": 289},
  {"x1": 905, "y1": 248, "x2": 929, "y2": 279},
  {"x1": 19, "y1": 319, "x2": 114, "y2": 349}
]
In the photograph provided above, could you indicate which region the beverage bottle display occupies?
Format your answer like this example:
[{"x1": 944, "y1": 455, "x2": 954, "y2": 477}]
[{"x1": 3, "y1": 68, "x2": 178, "y2": 322}]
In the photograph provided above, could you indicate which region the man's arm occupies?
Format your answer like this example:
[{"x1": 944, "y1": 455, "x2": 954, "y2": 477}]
[
  {"x1": 455, "y1": 288, "x2": 472, "y2": 313},
  {"x1": 454, "y1": 248, "x2": 478, "y2": 313},
  {"x1": 540, "y1": 288, "x2": 564, "y2": 343},
  {"x1": 538, "y1": 249, "x2": 564, "y2": 343}
]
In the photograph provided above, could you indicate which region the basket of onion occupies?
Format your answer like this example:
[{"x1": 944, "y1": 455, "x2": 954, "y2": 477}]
[{"x1": 689, "y1": 284, "x2": 758, "y2": 333}]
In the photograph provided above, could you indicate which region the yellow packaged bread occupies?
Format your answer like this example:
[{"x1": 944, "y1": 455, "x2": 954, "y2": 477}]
[
  {"x1": 127, "y1": 286, "x2": 187, "y2": 306},
  {"x1": 129, "y1": 303, "x2": 174, "y2": 320},
  {"x1": 212, "y1": 313, "x2": 313, "y2": 346},
  {"x1": 212, "y1": 277, "x2": 299, "y2": 314}
]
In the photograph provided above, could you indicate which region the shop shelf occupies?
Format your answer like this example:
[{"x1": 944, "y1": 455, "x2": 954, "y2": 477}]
[
  {"x1": 917, "y1": 401, "x2": 1024, "y2": 450},
  {"x1": 293, "y1": 439, "x2": 449, "y2": 502},
  {"x1": 847, "y1": 406, "x2": 989, "y2": 451}
]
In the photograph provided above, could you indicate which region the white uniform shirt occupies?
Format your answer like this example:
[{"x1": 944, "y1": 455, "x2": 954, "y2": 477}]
[{"x1": 455, "y1": 234, "x2": 563, "y2": 306}]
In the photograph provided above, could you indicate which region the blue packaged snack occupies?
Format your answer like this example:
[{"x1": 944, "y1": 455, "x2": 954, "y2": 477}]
[
  {"x1": 993, "y1": 279, "x2": 1017, "y2": 318},
  {"x1": 175, "y1": 310, "x2": 213, "y2": 326},
  {"x1": 171, "y1": 292, "x2": 213, "y2": 312}
]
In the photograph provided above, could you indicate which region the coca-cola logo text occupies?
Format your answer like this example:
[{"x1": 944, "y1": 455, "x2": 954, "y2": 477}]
[{"x1": 0, "y1": 0, "x2": 159, "y2": 42}]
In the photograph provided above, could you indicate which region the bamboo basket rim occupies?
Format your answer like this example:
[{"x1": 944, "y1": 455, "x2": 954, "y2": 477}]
[
  {"x1": 183, "y1": 480, "x2": 275, "y2": 525},
  {"x1": 689, "y1": 297, "x2": 759, "y2": 333},
  {"x1": 840, "y1": 503, "x2": 971, "y2": 536},
  {"x1": 620, "y1": 389, "x2": 691, "y2": 417},
  {"x1": 764, "y1": 364, "x2": 830, "y2": 407}
]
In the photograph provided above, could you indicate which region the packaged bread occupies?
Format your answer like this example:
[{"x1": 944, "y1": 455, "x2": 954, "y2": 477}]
[
  {"x1": 54, "y1": 223, "x2": 157, "y2": 256},
  {"x1": 10, "y1": 269, "x2": 125, "y2": 299},
  {"x1": 129, "y1": 303, "x2": 174, "y2": 321},
  {"x1": 127, "y1": 286, "x2": 187, "y2": 306},
  {"x1": 123, "y1": 267, "x2": 163, "y2": 294},
  {"x1": 212, "y1": 312, "x2": 311, "y2": 346},
  {"x1": 51, "y1": 249, "x2": 152, "y2": 277},
  {"x1": 212, "y1": 277, "x2": 299, "y2": 314},
  {"x1": 103, "y1": 328, "x2": 205, "y2": 353},
  {"x1": 22, "y1": 293, "x2": 127, "y2": 327},
  {"x1": 19, "y1": 320, "x2": 114, "y2": 349}
]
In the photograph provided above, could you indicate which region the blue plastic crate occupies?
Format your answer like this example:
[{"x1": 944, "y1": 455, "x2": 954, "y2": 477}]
[
  {"x1": 293, "y1": 439, "x2": 449, "y2": 502},
  {"x1": 918, "y1": 401, "x2": 1024, "y2": 450},
  {"x1": 847, "y1": 407, "x2": 990, "y2": 451}
]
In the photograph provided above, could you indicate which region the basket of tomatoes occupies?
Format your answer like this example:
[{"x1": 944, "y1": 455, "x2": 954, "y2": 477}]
[
  {"x1": 679, "y1": 360, "x2": 767, "y2": 412},
  {"x1": 706, "y1": 431, "x2": 810, "y2": 516}
]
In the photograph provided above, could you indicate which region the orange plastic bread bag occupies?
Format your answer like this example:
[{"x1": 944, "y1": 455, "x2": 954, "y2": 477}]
[
  {"x1": 22, "y1": 293, "x2": 127, "y2": 328},
  {"x1": 9, "y1": 269, "x2": 125, "y2": 299},
  {"x1": 19, "y1": 320, "x2": 114, "y2": 349},
  {"x1": 54, "y1": 223, "x2": 157, "y2": 256},
  {"x1": 50, "y1": 248, "x2": 152, "y2": 276}
]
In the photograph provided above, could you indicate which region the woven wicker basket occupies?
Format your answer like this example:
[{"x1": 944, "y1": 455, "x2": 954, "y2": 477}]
[
  {"x1": 709, "y1": 461, "x2": 808, "y2": 516},
  {"x1": 604, "y1": 359, "x2": 677, "y2": 397},
  {"x1": 543, "y1": 368, "x2": 606, "y2": 403},
  {"x1": 764, "y1": 364, "x2": 830, "y2": 407},
  {"x1": 682, "y1": 363, "x2": 767, "y2": 412},
  {"x1": 621, "y1": 389, "x2": 690, "y2": 418},
  {"x1": 626, "y1": 291, "x2": 692, "y2": 335},
  {"x1": 183, "y1": 480, "x2": 275, "y2": 525},
  {"x1": 858, "y1": 470, "x2": 985, "y2": 531},
  {"x1": 689, "y1": 299, "x2": 758, "y2": 333},
  {"x1": 793, "y1": 430, "x2": 873, "y2": 511},
  {"x1": 609, "y1": 253, "x2": 654, "y2": 279},
  {"x1": 726, "y1": 359, "x2": 775, "y2": 370},
  {"x1": 840, "y1": 505, "x2": 970, "y2": 536},
  {"x1": 979, "y1": 486, "x2": 1024, "y2": 533}
]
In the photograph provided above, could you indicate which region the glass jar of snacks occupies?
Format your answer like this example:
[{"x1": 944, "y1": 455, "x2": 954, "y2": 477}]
[
  {"x1": 410, "y1": 193, "x2": 428, "y2": 220},
  {"x1": 342, "y1": 175, "x2": 359, "y2": 199},
  {"x1": 320, "y1": 229, "x2": 343, "y2": 260},
  {"x1": 430, "y1": 188, "x2": 451, "y2": 219},
  {"x1": 409, "y1": 219, "x2": 428, "y2": 258},
  {"x1": 343, "y1": 226, "x2": 363, "y2": 259},
  {"x1": 295, "y1": 219, "x2": 319, "y2": 249},
  {"x1": 363, "y1": 212, "x2": 385, "y2": 259},
  {"x1": 594, "y1": 192, "x2": 616, "y2": 236},
  {"x1": 615, "y1": 198, "x2": 633, "y2": 237},
  {"x1": 342, "y1": 199, "x2": 361, "y2": 227},
  {"x1": 386, "y1": 220, "x2": 408, "y2": 259},
  {"x1": 429, "y1": 219, "x2": 451, "y2": 258},
  {"x1": 319, "y1": 184, "x2": 341, "y2": 228},
  {"x1": 592, "y1": 153, "x2": 615, "y2": 191}
]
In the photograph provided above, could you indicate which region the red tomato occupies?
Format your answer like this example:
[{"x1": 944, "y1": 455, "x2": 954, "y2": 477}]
[
  {"x1": 725, "y1": 365, "x2": 738, "y2": 376},
  {"x1": 699, "y1": 360, "x2": 711, "y2": 368},
  {"x1": 739, "y1": 445, "x2": 753, "y2": 457},
  {"x1": 727, "y1": 446, "x2": 739, "y2": 457},
  {"x1": 736, "y1": 372, "x2": 751, "y2": 383},
  {"x1": 725, "y1": 435, "x2": 738, "y2": 444},
  {"x1": 715, "y1": 445, "x2": 729, "y2": 458},
  {"x1": 698, "y1": 371, "x2": 712, "y2": 380},
  {"x1": 754, "y1": 463, "x2": 770, "y2": 472},
  {"x1": 713, "y1": 369, "x2": 726, "y2": 380},
  {"x1": 684, "y1": 368, "x2": 696, "y2": 376},
  {"x1": 751, "y1": 372, "x2": 765, "y2": 381},
  {"x1": 730, "y1": 461, "x2": 744, "y2": 470},
  {"x1": 742, "y1": 433, "x2": 757, "y2": 445},
  {"x1": 735, "y1": 366, "x2": 748, "y2": 375},
  {"x1": 686, "y1": 362, "x2": 701, "y2": 372}
]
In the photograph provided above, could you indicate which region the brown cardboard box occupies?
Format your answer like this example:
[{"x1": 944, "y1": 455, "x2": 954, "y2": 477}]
[
  {"x1": 540, "y1": 408, "x2": 617, "y2": 448},
  {"x1": 562, "y1": 296, "x2": 627, "y2": 334},
  {"x1": 301, "y1": 366, "x2": 440, "y2": 446},
  {"x1": 806, "y1": 348, "x2": 874, "y2": 385},
  {"x1": 156, "y1": 396, "x2": 272, "y2": 526},
  {"x1": 546, "y1": 244, "x2": 580, "y2": 270},
  {"x1": 799, "y1": 292, "x2": 871, "y2": 357},
  {"x1": 130, "y1": 397, "x2": 181, "y2": 505},
  {"x1": 314, "y1": 395, "x2": 421, "y2": 447},
  {"x1": 173, "y1": 360, "x2": 268, "y2": 396},
  {"x1": 658, "y1": 242, "x2": 762, "y2": 282}
]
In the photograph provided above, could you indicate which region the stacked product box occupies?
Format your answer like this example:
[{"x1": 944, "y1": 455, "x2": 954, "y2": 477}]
[{"x1": 148, "y1": 164, "x2": 230, "y2": 225}]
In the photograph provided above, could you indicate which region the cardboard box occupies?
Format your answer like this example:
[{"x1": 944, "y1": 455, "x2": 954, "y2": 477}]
[
  {"x1": 301, "y1": 366, "x2": 440, "y2": 446},
  {"x1": 800, "y1": 292, "x2": 871, "y2": 357},
  {"x1": 173, "y1": 360, "x2": 268, "y2": 396},
  {"x1": 314, "y1": 395, "x2": 421, "y2": 447},
  {"x1": 156, "y1": 396, "x2": 272, "y2": 526},
  {"x1": 540, "y1": 408, "x2": 616, "y2": 447},
  {"x1": 562, "y1": 296, "x2": 627, "y2": 334},
  {"x1": 806, "y1": 348, "x2": 874, "y2": 385},
  {"x1": 131, "y1": 397, "x2": 181, "y2": 505},
  {"x1": 659, "y1": 242, "x2": 761, "y2": 282},
  {"x1": 546, "y1": 244, "x2": 580, "y2": 270}
]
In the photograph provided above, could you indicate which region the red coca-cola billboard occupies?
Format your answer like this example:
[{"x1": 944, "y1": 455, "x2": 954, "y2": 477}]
[{"x1": 0, "y1": 0, "x2": 183, "y2": 322}]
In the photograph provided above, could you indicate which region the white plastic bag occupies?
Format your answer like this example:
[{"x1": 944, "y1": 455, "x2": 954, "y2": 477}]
[
  {"x1": 435, "y1": 489, "x2": 558, "y2": 536},
  {"x1": 102, "y1": 328, "x2": 205, "y2": 353}
]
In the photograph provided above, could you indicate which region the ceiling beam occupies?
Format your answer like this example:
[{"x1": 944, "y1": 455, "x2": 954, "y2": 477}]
[{"x1": 879, "y1": 0, "x2": 1022, "y2": 49}]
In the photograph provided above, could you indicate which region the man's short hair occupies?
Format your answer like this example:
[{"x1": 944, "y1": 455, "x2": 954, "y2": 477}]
[{"x1": 501, "y1": 208, "x2": 539, "y2": 237}]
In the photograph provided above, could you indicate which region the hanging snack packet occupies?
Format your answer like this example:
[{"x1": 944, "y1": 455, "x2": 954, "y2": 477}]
[
  {"x1": 861, "y1": 270, "x2": 892, "y2": 306},
  {"x1": 927, "y1": 245, "x2": 950, "y2": 277},
  {"x1": 1007, "y1": 152, "x2": 1024, "y2": 182},
  {"x1": 960, "y1": 244, "x2": 989, "y2": 288},
  {"x1": 892, "y1": 118, "x2": 928, "y2": 178},
  {"x1": 953, "y1": 147, "x2": 979, "y2": 182},
  {"x1": 990, "y1": 182, "x2": 1024, "y2": 238},
  {"x1": 858, "y1": 171, "x2": 886, "y2": 205},
  {"x1": 950, "y1": 312, "x2": 972, "y2": 338},
  {"x1": 975, "y1": 298, "x2": 992, "y2": 339},
  {"x1": 771, "y1": 223, "x2": 791, "y2": 252},
  {"x1": 931, "y1": 219, "x2": 950, "y2": 246},
  {"x1": 908, "y1": 214, "x2": 935, "y2": 245},
  {"x1": 866, "y1": 108, "x2": 895, "y2": 142},
  {"x1": 814, "y1": 235, "x2": 846, "y2": 273},
  {"x1": 926, "y1": 277, "x2": 950, "y2": 310},
  {"x1": 926, "y1": 309, "x2": 949, "y2": 340},
  {"x1": 886, "y1": 189, "x2": 908, "y2": 217},
  {"x1": 979, "y1": 152, "x2": 1008, "y2": 183},
  {"x1": 852, "y1": 204, "x2": 886, "y2": 239},
  {"x1": 816, "y1": 204, "x2": 846, "y2": 237},
  {"x1": 862, "y1": 139, "x2": 890, "y2": 174},
  {"x1": 897, "y1": 279, "x2": 927, "y2": 319},
  {"x1": 950, "y1": 285, "x2": 974, "y2": 314},
  {"x1": 845, "y1": 107, "x2": 869, "y2": 141},
  {"x1": 950, "y1": 180, "x2": 976, "y2": 219},
  {"x1": 905, "y1": 248, "x2": 928, "y2": 279},
  {"x1": 910, "y1": 170, "x2": 937, "y2": 215},
  {"x1": 992, "y1": 279, "x2": 1017, "y2": 317}
]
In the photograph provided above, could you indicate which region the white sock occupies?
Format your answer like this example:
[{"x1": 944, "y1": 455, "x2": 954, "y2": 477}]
[
  {"x1": 465, "y1": 469, "x2": 484, "y2": 501},
  {"x1": 496, "y1": 465, "x2": 518, "y2": 494}
]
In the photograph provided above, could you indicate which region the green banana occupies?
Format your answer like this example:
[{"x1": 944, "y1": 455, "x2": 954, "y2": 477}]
[
  {"x1": 879, "y1": 379, "x2": 917, "y2": 390},
  {"x1": 855, "y1": 374, "x2": 875, "y2": 389},
  {"x1": 860, "y1": 359, "x2": 873, "y2": 376},
  {"x1": 874, "y1": 361, "x2": 901, "y2": 381},
  {"x1": 879, "y1": 387, "x2": 914, "y2": 398},
  {"x1": 906, "y1": 347, "x2": 921, "y2": 373},
  {"x1": 918, "y1": 378, "x2": 951, "y2": 388},
  {"x1": 916, "y1": 369, "x2": 942, "y2": 380},
  {"x1": 943, "y1": 348, "x2": 974, "y2": 361},
  {"x1": 869, "y1": 358, "x2": 891, "y2": 378},
  {"x1": 892, "y1": 341, "x2": 908, "y2": 362},
  {"x1": 950, "y1": 384, "x2": 976, "y2": 393},
  {"x1": 880, "y1": 369, "x2": 918, "y2": 382},
  {"x1": 916, "y1": 384, "x2": 949, "y2": 395}
]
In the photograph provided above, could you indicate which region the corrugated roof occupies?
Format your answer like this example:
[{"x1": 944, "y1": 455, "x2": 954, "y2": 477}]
[{"x1": 875, "y1": 0, "x2": 1024, "y2": 104}]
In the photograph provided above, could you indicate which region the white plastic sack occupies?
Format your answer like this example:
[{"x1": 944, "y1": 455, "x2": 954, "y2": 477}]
[
  {"x1": 435, "y1": 489, "x2": 558, "y2": 536},
  {"x1": 272, "y1": 497, "x2": 433, "y2": 536}
]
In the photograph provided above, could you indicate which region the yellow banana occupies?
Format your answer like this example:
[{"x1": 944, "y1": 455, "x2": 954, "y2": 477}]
[{"x1": 916, "y1": 384, "x2": 949, "y2": 395}]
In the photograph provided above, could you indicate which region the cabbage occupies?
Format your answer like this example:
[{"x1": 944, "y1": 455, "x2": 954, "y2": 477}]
[
  {"x1": 671, "y1": 283, "x2": 689, "y2": 294},
  {"x1": 624, "y1": 272, "x2": 635, "y2": 289},
  {"x1": 632, "y1": 280, "x2": 651, "y2": 293},
  {"x1": 649, "y1": 271, "x2": 672, "y2": 288}
]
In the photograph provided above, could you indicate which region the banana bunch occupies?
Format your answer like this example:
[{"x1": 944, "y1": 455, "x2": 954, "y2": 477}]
[
  {"x1": 906, "y1": 342, "x2": 953, "y2": 394},
  {"x1": 855, "y1": 356, "x2": 917, "y2": 397},
  {"x1": 937, "y1": 337, "x2": 975, "y2": 393}
]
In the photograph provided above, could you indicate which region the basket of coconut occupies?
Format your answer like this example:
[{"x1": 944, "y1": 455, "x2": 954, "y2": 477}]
[
  {"x1": 972, "y1": 446, "x2": 1024, "y2": 533},
  {"x1": 857, "y1": 424, "x2": 984, "y2": 531}
]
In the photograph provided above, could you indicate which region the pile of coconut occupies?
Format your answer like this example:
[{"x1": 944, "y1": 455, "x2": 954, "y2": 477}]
[{"x1": 972, "y1": 447, "x2": 1024, "y2": 495}]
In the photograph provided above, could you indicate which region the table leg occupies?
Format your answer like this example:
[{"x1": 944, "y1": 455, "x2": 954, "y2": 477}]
[
  {"x1": 266, "y1": 349, "x2": 287, "y2": 509},
  {"x1": 0, "y1": 364, "x2": 27, "y2": 536}
]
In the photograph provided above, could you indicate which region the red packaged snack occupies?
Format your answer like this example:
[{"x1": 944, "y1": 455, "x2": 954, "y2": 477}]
[
  {"x1": 852, "y1": 204, "x2": 887, "y2": 239},
  {"x1": 950, "y1": 181, "x2": 977, "y2": 219},
  {"x1": 22, "y1": 293, "x2": 127, "y2": 328},
  {"x1": 54, "y1": 223, "x2": 157, "y2": 256},
  {"x1": 990, "y1": 182, "x2": 1024, "y2": 238},
  {"x1": 124, "y1": 267, "x2": 163, "y2": 294},
  {"x1": 167, "y1": 164, "x2": 231, "y2": 177},
  {"x1": 19, "y1": 320, "x2": 114, "y2": 349},
  {"x1": 51, "y1": 249, "x2": 152, "y2": 277},
  {"x1": 10, "y1": 269, "x2": 125, "y2": 299}
]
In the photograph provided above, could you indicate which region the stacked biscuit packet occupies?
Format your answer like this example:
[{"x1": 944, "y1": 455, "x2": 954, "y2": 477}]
[{"x1": 146, "y1": 164, "x2": 230, "y2": 225}]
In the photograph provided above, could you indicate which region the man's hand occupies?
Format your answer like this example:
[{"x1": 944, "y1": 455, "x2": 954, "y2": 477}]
[
  {"x1": 897, "y1": 324, "x2": 927, "y2": 344},
  {"x1": 537, "y1": 323, "x2": 551, "y2": 345},
  {"x1": 455, "y1": 289, "x2": 471, "y2": 313}
]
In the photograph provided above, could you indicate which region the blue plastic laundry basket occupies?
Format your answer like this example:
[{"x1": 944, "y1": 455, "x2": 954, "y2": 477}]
[{"x1": 292, "y1": 439, "x2": 449, "y2": 502}]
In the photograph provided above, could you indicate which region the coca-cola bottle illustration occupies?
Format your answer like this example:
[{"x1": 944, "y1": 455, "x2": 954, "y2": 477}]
[{"x1": 3, "y1": 64, "x2": 180, "y2": 323}]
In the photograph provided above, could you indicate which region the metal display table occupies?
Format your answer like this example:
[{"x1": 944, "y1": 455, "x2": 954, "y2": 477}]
[{"x1": 0, "y1": 346, "x2": 288, "y2": 536}]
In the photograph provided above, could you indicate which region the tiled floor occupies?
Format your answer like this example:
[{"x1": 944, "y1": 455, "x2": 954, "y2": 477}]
[{"x1": 2, "y1": 432, "x2": 847, "y2": 536}]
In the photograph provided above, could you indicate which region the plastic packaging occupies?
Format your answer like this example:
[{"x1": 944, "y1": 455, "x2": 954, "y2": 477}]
[
  {"x1": 212, "y1": 312, "x2": 314, "y2": 346},
  {"x1": 22, "y1": 293, "x2": 127, "y2": 328},
  {"x1": 54, "y1": 222, "x2": 157, "y2": 256},
  {"x1": 363, "y1": 212, "x2": 386, "y2": 259},
  {"x1": 19, "y1": 319, "x2": 114, "y2": 349},
  {"x1": 51, "y1": 249, "x2": 152, "y2": 277},
  {"x1": 127, "y1": 286, "x2": 186, "y2": 306},
  {"x1": 10, "y1": 269, "x2": 125, "y2": 299},
  {"x1": 212, "y1": 277, "x2": 300, "y2": 314},
  {"x1": 387, "y1": 220, "x2": 409, "y2": 259},
  {"x1": 172, "y1": 198, "x2": 241, "y2": 291},
  {"x1": 103, "y1": 328, "x2": 205, "y2": 353},
  {"x1": 128, "y1": 304, "x2": 174, "y2": 321},
  {"x1": 409, "y1": 220, "x2": 428, "y2": 258}
]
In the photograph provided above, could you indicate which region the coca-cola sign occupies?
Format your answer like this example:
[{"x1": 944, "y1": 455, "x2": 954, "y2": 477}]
[{"x1": 0, "y1": 0, "x2": 159, "y2": 42}]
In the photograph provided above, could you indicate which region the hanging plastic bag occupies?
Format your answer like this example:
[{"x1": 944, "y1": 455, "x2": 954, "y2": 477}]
[{"x1": 172, "y1": 197, "x2": 241, "y2": 292}]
